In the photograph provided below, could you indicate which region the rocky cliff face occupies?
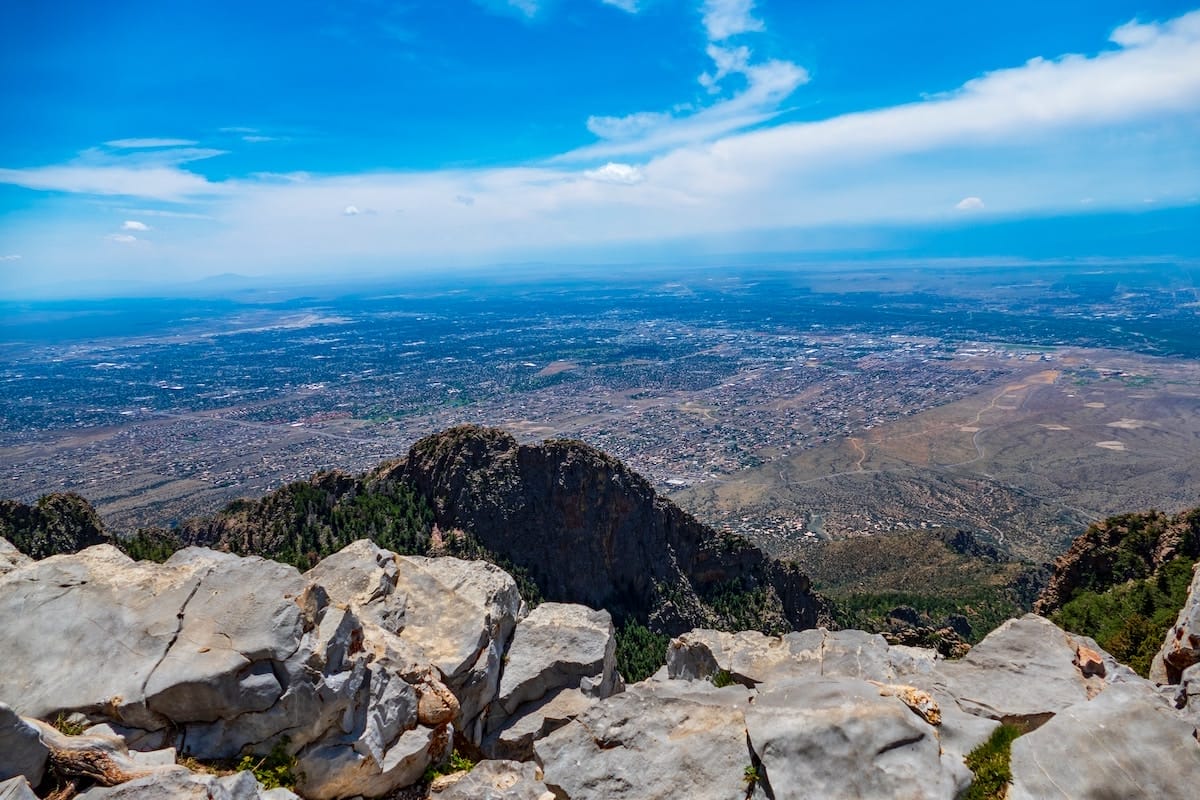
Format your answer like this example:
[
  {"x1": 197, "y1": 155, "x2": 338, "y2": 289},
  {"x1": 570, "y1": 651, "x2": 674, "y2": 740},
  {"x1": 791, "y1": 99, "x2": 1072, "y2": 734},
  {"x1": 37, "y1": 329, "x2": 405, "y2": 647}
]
[
  {"x1": 385, "y1": 425, "x2": 830, "y2": 634},
  {"x1": 1036, "y1": 507, "x2": 1200, "y2": 615},
  {"x1": 2, "y1": 539, "x2": 1198, "y2": 800}
]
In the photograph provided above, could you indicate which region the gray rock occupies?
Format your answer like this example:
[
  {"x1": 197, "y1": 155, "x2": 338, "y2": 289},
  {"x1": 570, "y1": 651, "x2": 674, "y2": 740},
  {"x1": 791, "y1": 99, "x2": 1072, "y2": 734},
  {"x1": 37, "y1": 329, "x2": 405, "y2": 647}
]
[
  {"x1": 745, "y1": 677, "x2": 970, "y2": 800},
  {"x1": 0, "y1": 539, "x2": 30, "y2": 576},
  {"x1": 1152, "y1": 561, "x2": 1200, "y2": 685},
  {"x1": 431, "y1": 760, "x2": 554, "y2": 800},
  {"x1": 1009, "y1": 681, "x2": 1200, "y2": 800},
  {"x1": 391, "y1": 555, "x2": 524, "y2": 738},
  {"x1": 482, "y1": 688, "x2": 594, "y2": 761},
  {"x1": 935, "y1": 614, "x2": 1129, "y2": 726},
  {"x1": 535, "y1": 679, "x2": 755, "y2": 800},
  {"x1": 75, "y1": 769, "x2": 300, "y2": 799},
  {"x1": 0, "y1": 777, "x2": 37, "y2": 800},
  {"x1": 0, "y1": 545, "x2": 306, "y2": 729},
  {"x1": 667, "y1": 627, "x2": 929, "y2": 685},
  {"x1": 0, "y1": 704, "x2": 47, "y2": 786},
  {"x1": 495, "y1": 602, "x2": 618, "y2": 715},
  {"x1": 298, "y1": 723, "x2": 447, "y2": 800},
  {"x1": 0, "y1": 542, "x2": 474, "y2": 799}
]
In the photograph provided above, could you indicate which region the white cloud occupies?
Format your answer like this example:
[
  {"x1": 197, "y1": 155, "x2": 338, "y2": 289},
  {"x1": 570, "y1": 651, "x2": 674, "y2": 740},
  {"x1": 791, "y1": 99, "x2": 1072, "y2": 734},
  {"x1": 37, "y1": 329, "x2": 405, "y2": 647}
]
[
  {"x1": 955, "y1": 196, "x2": 985, "y2": 211},
  {"x1": 0, "y1": 143, "x2": 227, "y2": 201},
  {"x1": 587, "y1": 111, "x2": 673, "y2": 141},
  {"x1": 106, "y1": 233, "x2": 138, "y2": 243},
  {"x1": 5, "y1": 9, "x2": 1200, "y2": 287},
  {"x1": 569, "y1": 2, "x2": 808, "y2": 160},
  {"x1": 121, "y1": 220, "x2": 150, "y2": 231},
  {"x1": 584, "y1": 162, "x2": 646, "y2": 184},
  {"x1": 565, "y1": 50, "x2": 808, "y2": 160},
  {"x1": 104, "y1": 138, "x2": 198, "y2": 149},
  {"x1": 702, "y1": 0, "x2": 763, "y2": 41},
  {"x1": 343, "y1": 205, "x2": 362, "y2": 216},
  {"x1": 0, "y1": 254, "x2": 21, "y2": 262},
  {"x1": 242, "y1": 135, "x2": 276, "y2": 143},
  {"x1": 600, "y1": 0, "x2": 638, "y2": 12}
]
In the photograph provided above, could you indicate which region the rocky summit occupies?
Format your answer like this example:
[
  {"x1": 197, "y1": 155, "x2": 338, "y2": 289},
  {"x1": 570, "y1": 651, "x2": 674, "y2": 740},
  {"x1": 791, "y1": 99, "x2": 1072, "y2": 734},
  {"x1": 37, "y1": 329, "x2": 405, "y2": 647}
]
[{"x1": 2, "y1": 539, "x2": 1199, "y2": 799}]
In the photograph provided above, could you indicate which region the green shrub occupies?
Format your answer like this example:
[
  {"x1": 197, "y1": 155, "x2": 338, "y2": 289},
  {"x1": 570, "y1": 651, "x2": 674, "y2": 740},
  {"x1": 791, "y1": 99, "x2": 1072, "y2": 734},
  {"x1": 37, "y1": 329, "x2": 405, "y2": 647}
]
[
  {"x1": 963, "y1": 723, "x2": 1022, "y2": 800},
  {"x1": 615, "y1": 620, "x2": 670, "y2": 682},
  {"x1": 236, "y1": 738, "x2": 299, "y2": 790}
]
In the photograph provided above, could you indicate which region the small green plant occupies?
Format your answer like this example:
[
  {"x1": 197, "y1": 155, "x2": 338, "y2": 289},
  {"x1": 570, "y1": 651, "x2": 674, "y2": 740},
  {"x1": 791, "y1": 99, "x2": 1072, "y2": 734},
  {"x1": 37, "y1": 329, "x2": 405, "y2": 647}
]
[
  {"x1": 711, "y1": 668, "x2": 735, "y2": 688},
  {"x1": 423, "y1": 749, "x2": 476, "y2": 783},
  {"x1": 743, "y1": 764, "x2": 760, "y2": 784},
  {"x1": 236, "y1": 738, "x2": 299, "y2": 790},
  {"x1": 963, "y1": 723, "x2": 1023, "y2": 800},
  {"x1": 52, "y1": 713, "x2": 87, "y2": 736}
]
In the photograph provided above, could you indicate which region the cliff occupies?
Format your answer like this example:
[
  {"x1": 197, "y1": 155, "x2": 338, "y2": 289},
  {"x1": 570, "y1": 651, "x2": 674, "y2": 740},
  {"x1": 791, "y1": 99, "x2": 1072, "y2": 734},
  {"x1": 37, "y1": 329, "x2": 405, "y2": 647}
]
[{"x1": 383, "y1": 425, "x2": 830, "y2": 634}]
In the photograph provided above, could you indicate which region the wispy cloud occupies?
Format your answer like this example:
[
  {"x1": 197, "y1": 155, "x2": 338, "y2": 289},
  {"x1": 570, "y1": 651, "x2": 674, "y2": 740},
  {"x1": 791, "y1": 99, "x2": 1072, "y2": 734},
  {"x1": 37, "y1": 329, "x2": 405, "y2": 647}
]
[
  {"x1": 105, "y1": 233, "x2": 138, "y2": 243},
  {"x1": 701, "y1": 0, "x2": 763, "y2": 41},
  {"x1": 584, "y1": 162, "x2": 646, "y2": 184},
  {"x1": 600, "y1": 0, "x2": 639, "y2": 12},
  {"x1": 0, "y1": 141, "x2": 227, "y2": 201},
  {"x1": 955, "y1": 196, "x2": 985, "y2": 211},
  {"x1": 104, "y1": 138, "x2": 198, "y2": 149},
  {"x1": 121, "y1": 220, "x2": 151, "y2": 231},
  {"x1": 0, "y1": 254, "x2": 21, "y2": 262},
  {"x1": 563, "y1": 0, "x2": 807, "y2": 160}
]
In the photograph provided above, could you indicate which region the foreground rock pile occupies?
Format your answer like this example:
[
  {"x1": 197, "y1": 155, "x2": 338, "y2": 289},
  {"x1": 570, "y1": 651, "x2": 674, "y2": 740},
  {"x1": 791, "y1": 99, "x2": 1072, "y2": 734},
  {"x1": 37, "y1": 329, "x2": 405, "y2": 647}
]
[{"x1": 1, "y1": 539, "x2": 1198, "y2": 799}]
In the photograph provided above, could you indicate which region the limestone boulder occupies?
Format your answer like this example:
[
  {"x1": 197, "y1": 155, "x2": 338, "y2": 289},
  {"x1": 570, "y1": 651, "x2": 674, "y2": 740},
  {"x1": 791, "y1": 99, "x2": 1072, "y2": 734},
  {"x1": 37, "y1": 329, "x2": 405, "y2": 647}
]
[
  {"x1": 0, "y1": 542, "x2": 473, "y2": 800},
  {"x1": 934, "y1": 614, "x2": 1137, "y2": 726},
  {"x1": 0, "y1": 539, "x2": 30, "y2": 576},
  {"x1": 430, "y1": 760, "x2": 555, "y2": 800},
  {"x1": 74, "y1": 769, "x2": 301, "y2": 799},
  {"x1": 482, "y1": 688, "x2": 593, "y2": 761},
  {"x1": 1009, "y1": 681, "x2": 1200, "y2": 800},
  {"x1": 745, "y1": 677, "x2": 970, "y2": 799},
  {"x1": 0, "y1": 705, "x2": 47, "y2": 787},
  {"x1": 535, "y1": 679, "x2": 757, "y2": 800},
  {"x1": 389, "y1": 554, "x2": 524, "y2": 740},
  {"x1": 667, "y1": 627, "x2": 935, "y2": 685},
  {"x1": 0, "y1": 777, "x2": 37, "y2": 800},
  {"x1": 0, "y1": 545, "x2": 306, "y2": 730}
]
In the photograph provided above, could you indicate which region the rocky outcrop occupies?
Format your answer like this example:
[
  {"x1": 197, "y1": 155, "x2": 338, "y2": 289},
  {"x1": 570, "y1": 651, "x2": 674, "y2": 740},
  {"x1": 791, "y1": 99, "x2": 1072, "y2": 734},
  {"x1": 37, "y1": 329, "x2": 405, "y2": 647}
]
[
  {"x1": 4, "y1": 538, "x2": 1199, "y2": 799},
  {"x1": 385, "y1": 425, "x2": 831, "y2": 635},
  {"x1": 1035, "y1": 507, "x2": 1200, "y2": 615},
  {"x1": 0, "y1": 541, "x2": 532, "y2": 799},
  {"x1": 1151, "y1": 561, "x2": 1200, "y2": 684}
]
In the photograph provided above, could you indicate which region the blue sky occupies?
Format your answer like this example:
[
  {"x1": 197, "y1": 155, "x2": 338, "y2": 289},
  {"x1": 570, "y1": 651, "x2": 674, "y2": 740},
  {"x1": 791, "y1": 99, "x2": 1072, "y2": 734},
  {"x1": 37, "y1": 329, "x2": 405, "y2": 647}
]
[{"x1": 1, "y1": 0, "x2": 1199, "y2": 293}]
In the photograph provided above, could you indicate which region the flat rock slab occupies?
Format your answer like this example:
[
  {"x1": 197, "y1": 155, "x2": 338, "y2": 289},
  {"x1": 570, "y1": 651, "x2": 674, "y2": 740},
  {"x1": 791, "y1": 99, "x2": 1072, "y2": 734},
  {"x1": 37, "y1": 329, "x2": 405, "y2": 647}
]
[
  {"x1": 668, "y1": 628, "x2": 933, "y2": 686},
  {"x1": 0, "y1": 545, "x2": 305, "y2": 726},
  {"x1": 935, "y1": 615, "x2": 1129, "y2": 725},
  {"x1": 75, "y1": 769, "x2": 300, "y2": 799},
  {"x1": 1009, "y1": 682, "x2": 1200, "y2": 800},
  {"x1": 431, "y1": 759, "x2": 554, "y2": 800},
  {"x1": 746, "y1": 677, "x2": 969, "y2": 800},
  {"x1": 535, "y1": 679, "x2": 756, "y2": 800},
  {"x1": 0, "y1": 704, "x2": 47, "y2": 786}
]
